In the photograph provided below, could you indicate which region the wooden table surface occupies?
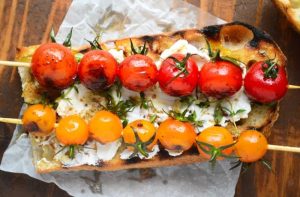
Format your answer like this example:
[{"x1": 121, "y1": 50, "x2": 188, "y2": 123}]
[{"x1": 0, "y1": 0, "x2": 299, "y2": 196}]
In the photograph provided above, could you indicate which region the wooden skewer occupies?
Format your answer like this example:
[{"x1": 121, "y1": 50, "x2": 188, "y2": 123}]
[
  {"x1": 288, "y1": 85, "x2": 300, "y2": 89},
  {"x1": 0, "y1": 60, "x2": 31, "y2": 67},
  {"x1": 0, "y1": 117, "x2": 299, "y2": 153},
  {"x1": 267, "y1": 144, "x2": 300, "y2": 153},
  {"x1": 0, "y1": 117, "x2": 58, "y2": 127},
  {"x1": 0, "y1": 60, "x2": 300, "y2": 88}
]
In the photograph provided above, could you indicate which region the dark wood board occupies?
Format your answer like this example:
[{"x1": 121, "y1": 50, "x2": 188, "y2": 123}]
[{"x1": 0, "y1": 0, "x2": 299, "y2": 196}]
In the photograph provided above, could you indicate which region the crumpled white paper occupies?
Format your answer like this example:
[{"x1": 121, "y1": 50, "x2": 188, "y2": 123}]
[{"x1": 0, "y1": 0, "x2": 241, "y2": 196}]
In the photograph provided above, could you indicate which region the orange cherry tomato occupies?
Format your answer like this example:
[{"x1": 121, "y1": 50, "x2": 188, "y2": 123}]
[
  {"x1": 56, "y1": 115, "x2": 89, "y2": 145},
  {"x1": 157, "y1": 119, "x2": 196, "y2": 152},
  {"x1": 123, "y1": 119, "x2": 157, "y2": 150},
  {"x1": 31, "y1": 43, "x2": 77, "y2": 89},
  {"x1": 89, "y1": 110, "x2": 123, "y2": 144},
  {"x1": 195, "y1": 126, "x2": 234, "y2": 159},
  {"x1": 235, "y1": 130, "x2": 268, "y2": 163},
  {"x1": 22, "y1": 104, "x2": 56, "y2": 134}
]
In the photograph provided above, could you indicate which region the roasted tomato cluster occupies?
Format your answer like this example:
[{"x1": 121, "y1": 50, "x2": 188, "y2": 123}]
[
  {"x1": 22, "y1": 104, "x2": 269, "y2": 163},
  {"x1": 30, "y1": 39, "x2": 289, "y2": 104}
]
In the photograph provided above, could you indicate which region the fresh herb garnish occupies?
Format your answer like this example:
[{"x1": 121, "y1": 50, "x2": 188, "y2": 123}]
[
  {"x1": 166, "y1": 53, "x2": 194, "y2": 84},
  {"x1": 124, "y1": 126, "x2": 156, "y2": 159},
  {"x1": 55, "y1": 84, "x2": 79, "y2": 106},
  {"x1": 85, "y1": 33, "x2": 102, "y2": 50},
  {"x1": 50, "y1": 27, "x2": 56, "y2": 43},
  {"x1": 130, "y1": 39, "x2": 148, "y2": 55},
  {"x1": 49, "y1": 27, "x2": 73, "y2": 47},
  {"x1": 165, "y1": 108, "x2": 203, "y2": 127},
  {"x1": 196, "y1": 141, "x2": 238, "y2": 166},
  {"x1": 214, "y1": 102, "x2": 224, "y2": 125},
  {"x1": 230, "y1": 158, "x2": 273, "y2": 173},
  {"x1": 62, "y1": 27, "x2": 73, "y2": 47},
  {"x1": 205, "y1": 38, "x2": 243, "y2": 67}
]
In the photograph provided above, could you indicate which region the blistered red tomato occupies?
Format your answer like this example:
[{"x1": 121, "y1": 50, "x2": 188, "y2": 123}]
[
  {"x1": 119, "y1": 54, "x2": 158, "y2": 92},
  {"x1": 158, "y1": 53, "x2": 198, "y2": 96},
  {"x1": 31, "y1": 43, "x2": 77, "y2": 89},
  {"x1": 244, "y1": 61, "x2": 288, "y2": 103},
  {"x1": 198, "y1": 61, "x2": 243, "y2": 98},
  {"x1": 78, "y1": 50, "x2": 118, "y2": 91}
]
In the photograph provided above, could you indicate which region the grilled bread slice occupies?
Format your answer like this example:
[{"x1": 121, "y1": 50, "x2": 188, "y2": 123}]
[{"x1": 16, "y1": 22, "x2": 285, "y2": 173}]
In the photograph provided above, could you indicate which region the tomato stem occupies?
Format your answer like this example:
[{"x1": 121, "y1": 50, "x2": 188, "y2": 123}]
[
  {"x1": 69, "y1": 145, "x2": 75, "y2": 159},
  {"x1": 262, "y1": 59, "x2": 278, "y2": 79}
]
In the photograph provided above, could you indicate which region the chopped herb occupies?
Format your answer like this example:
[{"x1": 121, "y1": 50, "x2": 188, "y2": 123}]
[
  {"x1": 165, "y1": 108, "x2": 203, "y2": 127},
  {"x1": 63, "y1": 27, "x2": 73, "y2": 47},
  {"x1": 149, "y1": 114, "x2": 158, "y2": 123},
  {"x1": 50, "y1": 27, "x2": 56, "y2": 43},
  {"x1": 130, "y1": 39, "x2": 148, "y2": 55},
  {"x1": 85, "y1": 33, "x2": 102, "y2": 50},
  {"x1": 214, "y1": 102, "x2": 224, "y2": 125},
  {"x1": 124, "y1": 126, "x2": 156, "y2": 158},
  {"x1": 55, "y1": 84, "x2": 79, "y2": 105},
  {"x1": 166, "y1": 53, "x2": 194, "y2": 84}
]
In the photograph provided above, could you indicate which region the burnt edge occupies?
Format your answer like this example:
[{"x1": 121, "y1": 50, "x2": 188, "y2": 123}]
[{"x1": 200, "y1": 21, "x2": 274, "y2": 48}]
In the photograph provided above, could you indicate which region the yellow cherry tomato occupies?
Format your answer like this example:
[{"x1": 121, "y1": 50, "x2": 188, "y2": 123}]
[
  {"x1": 22, "y1": 104, "x2": 56, "y2": 134},
  {"x1": 89, "y1": 110, "x2": 123, "y2": 143},
  {"x1": 196, "y1": 126, "x2": 234, "y2": 159},
  {"x1": 56, "y1": 115, "x2": 89, "y2": 145},
  {"x1": 157, "y1": 119, "x2": 196, "y2": 152},
  {"x1": 235, "y1": 130, "x2": 268, "y2": 163},
  {"x1": 122, "y1": 119, "x2": 157, "y2": 150}
]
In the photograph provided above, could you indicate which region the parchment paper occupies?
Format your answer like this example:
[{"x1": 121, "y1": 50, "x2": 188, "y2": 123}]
[{"x1": 0, "y1": 0, "x2": 241, "y2": 196}]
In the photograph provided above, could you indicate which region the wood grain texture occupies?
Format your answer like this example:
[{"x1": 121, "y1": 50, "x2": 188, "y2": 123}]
[{"x1": 0, "y1": 0, "x2": 299, "y2": 197}]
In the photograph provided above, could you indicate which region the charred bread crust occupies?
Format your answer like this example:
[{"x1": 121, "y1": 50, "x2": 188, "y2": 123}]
[{"x1": 16, "y1": 22, "x2": 285, "y2": 173}]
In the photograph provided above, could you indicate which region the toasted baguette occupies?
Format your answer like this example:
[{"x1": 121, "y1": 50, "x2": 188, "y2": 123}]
[{"x1": 16, "y1": 22, "x2": 285, "y2": 173}]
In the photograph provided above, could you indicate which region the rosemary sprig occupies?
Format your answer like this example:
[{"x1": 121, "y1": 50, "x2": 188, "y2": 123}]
[
  {"x1": 50, "y1": 27, "x2": 56, "y2": 43},
  {"x1": 124, "y1": 126, "x2": 156, "y2": 158},
  {"x1": 166, "y1": 53, "x2": 194, "y2": 84},
  {"x1": 85, "y1": 33, "x2": 102, "y2": 50},
  {"x1": 130, "y1": 39, "x2": 148, "y2": 55},
  {"x1": 205, "y1": 38, "x2": 243, "y2": 68},
  {"x1": 196, "y1": 140, "x2": 238, "y2": 166},
  {"x1": 63, "y1": 27, "x2": 73, "y2": 47}
]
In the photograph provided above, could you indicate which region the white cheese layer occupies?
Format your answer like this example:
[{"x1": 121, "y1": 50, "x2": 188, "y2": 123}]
[
  {"x1": 108, "y1": 49, "x2": 124, "y2": 63},
  {"x1": 155, "y1": 39, "x2": 210, "y2": 69},
  {"x1": 120, "y1": 145, "x2": 160, "y2": 160},
  {"x1": 53, "y1": 139, "x2": 121, "y2": 167},
  {"x1": 96, "y1": 139, "x2": 121, "y2": 161},
  {"x1": 56, "y1": 84, "x2": 105, "y2": 120}
]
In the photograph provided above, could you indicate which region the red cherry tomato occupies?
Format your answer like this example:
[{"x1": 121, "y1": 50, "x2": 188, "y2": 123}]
[
  {"x1": 198, "y1": 61, "x2": 243, "y2": 98},
  {"x1": 244, "y1": 61, "x2": 288, "y2": 103},
  {"x1": 118, "y1": 54, "x2": 158, "y2": 92},
  {"x1": 31, "y1": 43, "x2": 77, "y2": 89},
  {"x1": 158, "y1": 53, "x2": 198, "y2": 96},
  {"x1": 78, "y1": 50, "x2": 118, "y2": 90}
]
